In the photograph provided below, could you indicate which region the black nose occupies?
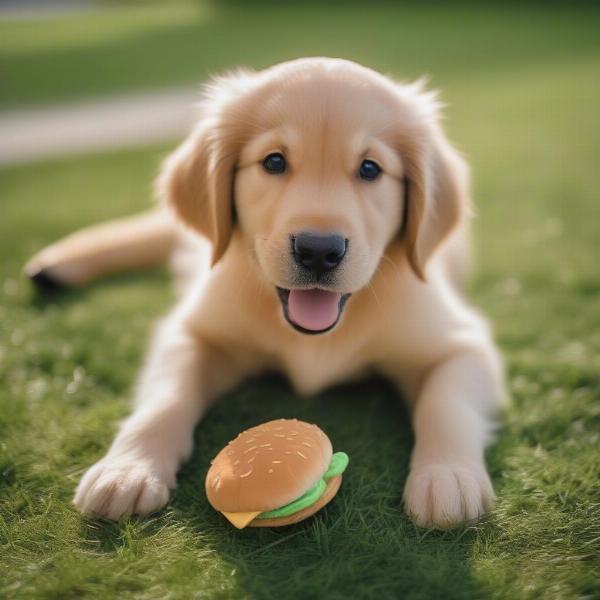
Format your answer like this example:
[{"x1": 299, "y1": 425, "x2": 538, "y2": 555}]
[{"x1": 292, "y1": 232, "x2": 348, "y2": 276}]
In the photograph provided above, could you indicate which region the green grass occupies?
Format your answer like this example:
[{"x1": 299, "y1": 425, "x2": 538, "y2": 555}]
[
  {"x1": 1, "y1": 1, "x2": 600, "y2": 108},
  {"x1": 2, "y1": 2, "x2": 600, "y2": 599}
]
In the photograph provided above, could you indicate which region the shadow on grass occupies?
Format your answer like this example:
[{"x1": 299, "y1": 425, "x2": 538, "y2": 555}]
[
  {"x1": 168, "y1": 375, "x2": 484, "y2": 599},
  {"x1": 47, "y1": 275, "x2": 488, "y2": 597}
]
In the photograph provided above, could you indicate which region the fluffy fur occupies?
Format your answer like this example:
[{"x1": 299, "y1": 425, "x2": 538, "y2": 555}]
[{"x1": 26, "y1": 58, "x2": 506, "y2": 529}]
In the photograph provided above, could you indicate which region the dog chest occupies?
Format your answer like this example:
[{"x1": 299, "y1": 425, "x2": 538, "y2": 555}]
[{"x1": 277, "y1": 341, "x2": 370, "y2": 396}]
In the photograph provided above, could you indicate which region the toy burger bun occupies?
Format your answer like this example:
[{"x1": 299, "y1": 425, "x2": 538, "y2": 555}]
[{"x1": 206, "y1": 419, "x2": 349, "y2": 529}]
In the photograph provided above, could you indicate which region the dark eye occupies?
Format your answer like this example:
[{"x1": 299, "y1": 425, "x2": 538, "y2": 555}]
[
  {"x1": 262, "y1": 152, "x2": 286, "y2": 174},
  {"x1": 359, "y1": 159, "x2": 382, "y2": 181}
]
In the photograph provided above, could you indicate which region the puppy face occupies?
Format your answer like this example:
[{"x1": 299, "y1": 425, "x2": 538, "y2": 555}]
[
  {"x1": 234, "y1": 74, "x2": 407, "y2": 332},
  {"x1": 160, "y1": 58, "x2": 468, "y2": 334}
]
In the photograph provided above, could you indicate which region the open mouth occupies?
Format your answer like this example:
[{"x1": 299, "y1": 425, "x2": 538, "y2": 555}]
[{"x1": 276, "y1": 287, "x2": 351, "y2": 335}]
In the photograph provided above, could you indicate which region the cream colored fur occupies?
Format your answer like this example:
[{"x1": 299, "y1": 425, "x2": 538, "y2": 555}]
[{"x1": 28, "y1": 58, "x2": 506, "y2": 529}]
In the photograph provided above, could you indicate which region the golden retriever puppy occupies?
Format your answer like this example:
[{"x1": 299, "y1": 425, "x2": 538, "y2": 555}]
[{"x1": 26, "y1": 58, "x2": 506, "y2": 529}]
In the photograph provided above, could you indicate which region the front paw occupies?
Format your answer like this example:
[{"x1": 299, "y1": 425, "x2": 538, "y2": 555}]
[
  {"x1": 73, "y1": 457, "x2": 173, "y2": 520},
  {"x1": 403, "y1": 463, "x2": 495, "y2": 530}
]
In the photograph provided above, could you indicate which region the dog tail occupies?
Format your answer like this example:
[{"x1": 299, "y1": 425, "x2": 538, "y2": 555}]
[{"x1": 24, "y1": 209, "x2": 177, "y2": 290}]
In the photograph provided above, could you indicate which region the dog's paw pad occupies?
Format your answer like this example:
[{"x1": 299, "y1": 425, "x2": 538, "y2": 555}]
[
  {"x1": 73, "y1": 459, "x2": 171, "y2": 520},
  {"x1": 403, "y1": 463, "x2": 495, "y2": 529}
]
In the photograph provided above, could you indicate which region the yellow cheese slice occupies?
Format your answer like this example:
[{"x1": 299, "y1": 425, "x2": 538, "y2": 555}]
[{"x1": 221, "y1": 511, "x2": 261, "y2": 529}]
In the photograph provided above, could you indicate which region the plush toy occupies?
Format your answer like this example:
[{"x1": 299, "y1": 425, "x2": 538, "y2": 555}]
[{"x1": 205, "y1": 418, "x2": 349, "y2": 529}]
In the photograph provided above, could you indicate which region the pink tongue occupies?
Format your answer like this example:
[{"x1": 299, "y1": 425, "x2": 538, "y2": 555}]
[{"x1": 288, "y1": 289, "x2": 341, "y2": 331}]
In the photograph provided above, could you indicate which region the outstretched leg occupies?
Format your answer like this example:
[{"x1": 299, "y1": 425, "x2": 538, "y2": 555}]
[
  {"x1": 25, "y1": 209, "x2": 176, "y2": 288},
  {"x1": 403, "y1": 345, "x2": 506, "y2": 529},
  {"x1": 73, "y1": 318, "x2": 246, "y2": 520}
]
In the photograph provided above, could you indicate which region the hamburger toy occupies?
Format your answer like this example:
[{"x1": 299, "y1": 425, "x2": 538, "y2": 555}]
[{"x1": 205, "y1": 418, "x2": 349, "y2": 529}]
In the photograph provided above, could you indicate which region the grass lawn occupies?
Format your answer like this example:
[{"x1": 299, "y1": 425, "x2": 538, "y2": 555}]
[{"x1": 1, "y1": 2, "x2": 600, "y2": 599}]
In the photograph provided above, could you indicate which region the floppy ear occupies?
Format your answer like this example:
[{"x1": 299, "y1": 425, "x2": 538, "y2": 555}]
[
  {"x1": 402, "y1": 122, "x2": 470, "y2": 280},
  {"x1": 157, "y1": 119, "x2": 236, "y2": 266},
  {"x1": 157, "y1": 69, "x2": 259, "y2": 266}
]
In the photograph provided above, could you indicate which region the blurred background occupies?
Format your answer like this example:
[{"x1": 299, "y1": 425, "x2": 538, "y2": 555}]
[{"x1": 1, "y1": 2, "x2": 599, "y2": 599}]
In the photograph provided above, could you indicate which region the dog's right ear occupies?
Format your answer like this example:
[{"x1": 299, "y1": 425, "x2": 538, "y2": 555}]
[
  {"x1": 157, "y1": 119, "x2": 236, "y2": 266},
  {"x1": 157, "y1": 70, "x2": 257, "y2": 266}
]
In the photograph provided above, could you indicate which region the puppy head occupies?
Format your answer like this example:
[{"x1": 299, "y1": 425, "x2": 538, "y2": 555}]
[{"x1": 159, "y1": 58, "x2": 469, "y2": 334}]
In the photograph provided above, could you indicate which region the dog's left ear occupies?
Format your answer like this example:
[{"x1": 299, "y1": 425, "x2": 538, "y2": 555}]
[{"x1": 402, "y1": 118, "x2": 471, "y2": 281}]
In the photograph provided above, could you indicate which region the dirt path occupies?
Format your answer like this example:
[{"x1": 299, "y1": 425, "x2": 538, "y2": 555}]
[{"x1": 0, "y1": 86, "x2": 199, "y2": 166}]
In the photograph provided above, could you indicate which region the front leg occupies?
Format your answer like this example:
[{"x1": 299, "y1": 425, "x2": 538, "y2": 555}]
[
  {"x1": 402, "y1": 346, "x2": 506, "y2": 529},
  {"x1": 74, "y1": 320, "x2": 244, "y2": 520}
]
